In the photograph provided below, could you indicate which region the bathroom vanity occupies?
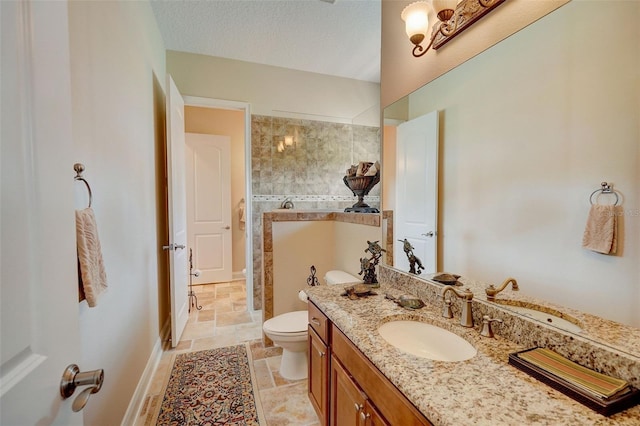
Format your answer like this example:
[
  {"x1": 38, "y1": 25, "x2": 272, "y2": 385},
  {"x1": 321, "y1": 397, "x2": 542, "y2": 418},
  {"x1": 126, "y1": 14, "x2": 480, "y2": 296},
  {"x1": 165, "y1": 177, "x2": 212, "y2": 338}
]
[
  {"x1": 308, "y1": 300, "x2": 430, "y2": 425},
  {"x1": 305, "y1": 266, "x2": 640, "y2": 425}
]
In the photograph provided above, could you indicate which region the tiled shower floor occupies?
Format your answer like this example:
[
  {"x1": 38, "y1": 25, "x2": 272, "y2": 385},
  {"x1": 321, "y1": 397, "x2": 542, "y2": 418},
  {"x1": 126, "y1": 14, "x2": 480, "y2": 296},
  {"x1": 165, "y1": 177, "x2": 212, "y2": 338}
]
[{"x1": 135, "y1": 281, "x2": 320, "y2": 426}]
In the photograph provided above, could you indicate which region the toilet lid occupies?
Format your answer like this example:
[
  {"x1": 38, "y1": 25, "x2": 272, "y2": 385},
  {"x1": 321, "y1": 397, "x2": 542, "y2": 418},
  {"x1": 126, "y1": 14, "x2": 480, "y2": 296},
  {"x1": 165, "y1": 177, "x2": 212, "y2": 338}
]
[{"x1": 263, "y1": 310, "x2": 308, "y2": 333}]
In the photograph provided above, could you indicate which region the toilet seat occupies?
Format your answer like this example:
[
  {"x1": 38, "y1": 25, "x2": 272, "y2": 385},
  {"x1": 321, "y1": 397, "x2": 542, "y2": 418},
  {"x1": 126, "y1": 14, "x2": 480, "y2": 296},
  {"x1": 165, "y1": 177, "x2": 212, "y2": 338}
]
[{"x1": 263, "y1": 310, "x2": 307, "y2": 335}]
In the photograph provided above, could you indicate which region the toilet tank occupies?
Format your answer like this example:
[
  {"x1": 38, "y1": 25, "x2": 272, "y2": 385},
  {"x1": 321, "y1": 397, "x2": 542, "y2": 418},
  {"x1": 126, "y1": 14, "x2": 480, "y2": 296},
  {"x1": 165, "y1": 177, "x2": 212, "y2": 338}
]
[{"x1": 324, "y1": 270, "x2": 362, "y2": 285}]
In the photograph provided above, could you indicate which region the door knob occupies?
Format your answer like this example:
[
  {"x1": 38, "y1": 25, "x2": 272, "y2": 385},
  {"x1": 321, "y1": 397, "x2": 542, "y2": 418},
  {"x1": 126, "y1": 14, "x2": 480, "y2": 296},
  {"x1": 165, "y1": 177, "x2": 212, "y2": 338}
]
[
  {"x1": 224, "y1": 225, "x2": 231, "y2": 230},
  {"x1": 60, "y1": 364, "x2": 104, "y2": 412},
  {"x1": 421, "y1": 231, "x2": 434, "y2": 237},
  {"x1": 174, "y1": 244, "x2": 185, "y2": 250}
]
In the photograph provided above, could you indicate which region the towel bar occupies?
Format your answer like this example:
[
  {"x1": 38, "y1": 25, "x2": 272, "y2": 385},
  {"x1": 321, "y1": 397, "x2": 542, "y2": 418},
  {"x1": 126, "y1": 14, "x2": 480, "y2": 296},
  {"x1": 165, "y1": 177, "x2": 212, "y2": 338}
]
[
  {"x1": 73, "y1": 163, "x2": 93, "y2": 208},
  {"x1": 589, "y1": 182, "x2": 619, "y2": 206}
]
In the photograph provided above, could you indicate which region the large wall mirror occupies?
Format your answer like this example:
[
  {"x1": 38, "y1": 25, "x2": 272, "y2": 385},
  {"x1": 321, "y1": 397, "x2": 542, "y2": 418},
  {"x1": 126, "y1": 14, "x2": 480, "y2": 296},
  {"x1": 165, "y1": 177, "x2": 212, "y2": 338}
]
[{"x1": 381, "y1": 1, "x2": 639, "y2": 358}]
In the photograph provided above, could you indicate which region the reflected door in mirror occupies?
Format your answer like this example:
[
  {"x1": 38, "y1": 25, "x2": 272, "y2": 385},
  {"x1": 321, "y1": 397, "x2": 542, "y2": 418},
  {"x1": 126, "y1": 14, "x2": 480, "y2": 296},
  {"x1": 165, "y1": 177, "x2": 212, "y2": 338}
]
[{"x1": 394, "y1": 111, "x2": 439, "y2": 273}]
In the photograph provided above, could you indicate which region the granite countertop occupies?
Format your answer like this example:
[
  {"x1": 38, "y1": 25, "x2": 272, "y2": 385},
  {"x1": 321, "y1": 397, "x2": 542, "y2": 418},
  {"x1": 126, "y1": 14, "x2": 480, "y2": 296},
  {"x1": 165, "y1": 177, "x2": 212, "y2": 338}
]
[{"x1": 305, "y1": 283, "x2": 640, "y2": 425}]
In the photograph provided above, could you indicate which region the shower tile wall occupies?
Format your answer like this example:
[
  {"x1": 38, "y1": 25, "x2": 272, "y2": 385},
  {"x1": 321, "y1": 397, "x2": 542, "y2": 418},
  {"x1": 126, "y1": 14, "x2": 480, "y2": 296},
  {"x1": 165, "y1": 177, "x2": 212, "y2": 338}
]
[{"x1": 250, "y1": 115, "x2": 380, "y2": 310}]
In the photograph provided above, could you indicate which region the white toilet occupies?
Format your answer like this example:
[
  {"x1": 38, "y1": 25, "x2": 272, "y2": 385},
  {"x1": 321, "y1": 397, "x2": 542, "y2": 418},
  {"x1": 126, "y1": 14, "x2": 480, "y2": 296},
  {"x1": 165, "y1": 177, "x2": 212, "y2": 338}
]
[{"x1": 262, "y1": 270, "x2": 362, "y2": 380}]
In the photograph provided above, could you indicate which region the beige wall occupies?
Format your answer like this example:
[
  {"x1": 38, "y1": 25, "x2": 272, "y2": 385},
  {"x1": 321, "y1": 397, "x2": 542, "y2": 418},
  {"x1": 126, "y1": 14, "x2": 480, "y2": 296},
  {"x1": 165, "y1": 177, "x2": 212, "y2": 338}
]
[
  {"x1": 68, "y1": 1, "x2": 166, "y2": 424},
  {"x1": 185, "y1": 106, "x2": 246, "y2": 276},
  {"x1": 334, "y1": 222, "x2": 384, "y2": 279},
  {"x1": 272, "y1": 221, "x2": 335, "y2": 316},
  {"x1": 381, "y1": 0, "x2": 569, "y2": 107},
  {"x1": 168, "y1": 51, "x2": 380, "y2": 126},
  {"x1": 272, "y1": 221, "x2": 381, "y2": 316},
  {"x1": 382, "y1": 1, "x2": 640, "y2": 326}
]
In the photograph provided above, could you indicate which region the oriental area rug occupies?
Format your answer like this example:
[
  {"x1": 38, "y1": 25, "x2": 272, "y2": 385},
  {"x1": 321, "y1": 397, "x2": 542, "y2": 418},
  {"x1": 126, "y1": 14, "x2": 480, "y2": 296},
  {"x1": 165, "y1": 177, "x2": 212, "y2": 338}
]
[{"x1": 156, "y1": 344, "x2": 265, "y2": 425}]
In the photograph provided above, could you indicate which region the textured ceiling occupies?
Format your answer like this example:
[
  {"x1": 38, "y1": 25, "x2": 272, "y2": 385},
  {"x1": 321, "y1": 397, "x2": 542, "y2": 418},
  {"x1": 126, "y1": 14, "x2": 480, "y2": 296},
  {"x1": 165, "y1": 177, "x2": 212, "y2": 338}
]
[{"x1": 149, "y1": 0, "x2": 382, "y2": 83}]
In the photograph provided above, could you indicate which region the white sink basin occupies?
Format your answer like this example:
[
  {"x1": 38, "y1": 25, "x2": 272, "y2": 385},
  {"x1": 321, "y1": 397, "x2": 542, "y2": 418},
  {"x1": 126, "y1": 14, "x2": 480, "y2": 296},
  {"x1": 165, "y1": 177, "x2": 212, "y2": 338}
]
[
  {"x1": 378, "y1": 320, "x2": 477, "y2": 362},
  {"x1": 502, "y1": 305, "x2": 583, "y2": 333}
]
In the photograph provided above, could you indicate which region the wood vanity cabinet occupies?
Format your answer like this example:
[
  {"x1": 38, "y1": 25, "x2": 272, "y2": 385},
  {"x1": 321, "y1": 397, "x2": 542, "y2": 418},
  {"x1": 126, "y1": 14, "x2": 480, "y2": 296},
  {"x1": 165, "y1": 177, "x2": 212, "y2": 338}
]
[
  {"x1": 331, "y1": 354, "x2": 389, "y2": 426},
  {"x1": 331, "y1": 325, "x2": 431, "y2": 426},
  {"x1": 308, "y1": 302, "x2": 330, "y2": 425},
  {"x1": 308, "y1": 301, "x2": 432, "y2": 426}
]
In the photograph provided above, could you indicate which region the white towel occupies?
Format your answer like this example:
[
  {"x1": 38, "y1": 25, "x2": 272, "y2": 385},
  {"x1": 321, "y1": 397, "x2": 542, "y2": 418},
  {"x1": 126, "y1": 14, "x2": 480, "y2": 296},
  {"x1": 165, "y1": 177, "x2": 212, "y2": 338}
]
[
  {"x1": 76, "y1": 208, "x2": 108, "y2": 307},
  {"x1": 582, "y1": 204, "x2": 617, "y2": 255}
]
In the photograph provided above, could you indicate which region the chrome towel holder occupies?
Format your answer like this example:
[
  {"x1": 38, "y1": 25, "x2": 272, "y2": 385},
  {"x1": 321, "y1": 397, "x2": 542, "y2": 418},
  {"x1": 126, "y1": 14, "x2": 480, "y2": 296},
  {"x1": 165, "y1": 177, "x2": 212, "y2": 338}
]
[
  {"x1": 589, "y1": 182, "x2": 619, "y2": 206},
  {"x1": 74, "y1": 163, "x2": 92, "y2": 208}
]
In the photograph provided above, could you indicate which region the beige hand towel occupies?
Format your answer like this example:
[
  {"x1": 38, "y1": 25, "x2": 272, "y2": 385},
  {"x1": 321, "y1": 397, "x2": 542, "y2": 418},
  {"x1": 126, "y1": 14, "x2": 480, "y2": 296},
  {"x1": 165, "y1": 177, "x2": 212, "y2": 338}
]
[
  {"x1": 582, "y1": 204, "x2": 617, "y2": 255},
  {"x1": 76, "y1": 208, "x2": 108, "y2": 307},
  {"x1": 238, "y1": 199, "x2": 246, "y2": 231}
]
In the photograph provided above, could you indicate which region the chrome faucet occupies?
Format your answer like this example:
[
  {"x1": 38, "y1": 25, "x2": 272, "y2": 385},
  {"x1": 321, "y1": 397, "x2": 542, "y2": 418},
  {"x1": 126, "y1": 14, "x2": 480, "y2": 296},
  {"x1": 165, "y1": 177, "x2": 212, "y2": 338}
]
[
  {"x1": 485, "y1": 277, "x2": 519, "y2": 301},
  {"x1": 280, "y1": 197, "x2": 294, "y2": 209},
  {"x1": 441, "y1": 286, "x2": 474, "y2": 328}
]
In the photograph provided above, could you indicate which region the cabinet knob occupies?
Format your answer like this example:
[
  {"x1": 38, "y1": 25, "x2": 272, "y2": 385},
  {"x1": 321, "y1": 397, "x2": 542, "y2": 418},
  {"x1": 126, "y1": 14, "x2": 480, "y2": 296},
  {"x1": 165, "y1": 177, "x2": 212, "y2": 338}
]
[
  {"x1": 318, "y1": 350, "x2": 325, "y2": 357},
  {"x1": 310, "y1": 317, "x2": 321, "y2": 326},
  {"x1": 360, "y1": 411, "x2": 371, "y2": 421},
  {"x1": 354, "y1": 403, "x2": 363, "y2": 412}
]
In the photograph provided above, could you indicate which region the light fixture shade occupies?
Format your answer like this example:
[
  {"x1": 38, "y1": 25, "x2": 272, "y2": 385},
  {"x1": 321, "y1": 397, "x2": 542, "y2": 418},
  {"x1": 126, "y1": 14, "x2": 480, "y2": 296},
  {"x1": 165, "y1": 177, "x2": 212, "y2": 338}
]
[
  {"x1": 432, "y1": 0, "x2": 460, "y2": 21},
  {"x1": 401, "y1": 1, "x2": 430, "y2": 45}
]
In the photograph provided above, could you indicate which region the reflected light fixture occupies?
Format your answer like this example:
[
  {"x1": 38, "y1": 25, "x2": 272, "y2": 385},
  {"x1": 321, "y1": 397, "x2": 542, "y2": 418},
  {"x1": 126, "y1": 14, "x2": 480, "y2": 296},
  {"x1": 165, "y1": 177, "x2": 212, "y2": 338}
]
[
  {"x1": 277, "y1": 130, "x2": 298, "y2": 153},
  {"x1": 401, "y1": 0, "x2": 506, "y2": 57}
]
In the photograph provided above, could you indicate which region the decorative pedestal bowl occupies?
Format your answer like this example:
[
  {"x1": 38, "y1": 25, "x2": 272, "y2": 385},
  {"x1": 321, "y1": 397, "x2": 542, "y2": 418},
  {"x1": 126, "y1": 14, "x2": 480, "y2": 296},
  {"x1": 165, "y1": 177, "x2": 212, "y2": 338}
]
[{"x1": 343, "y1": 173, "x2": 380, "y2": 213}]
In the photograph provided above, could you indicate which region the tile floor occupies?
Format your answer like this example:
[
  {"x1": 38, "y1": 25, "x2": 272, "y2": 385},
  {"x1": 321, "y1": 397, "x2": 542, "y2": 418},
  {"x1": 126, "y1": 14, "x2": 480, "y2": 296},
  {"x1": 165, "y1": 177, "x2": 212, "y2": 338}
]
[{"x1": 135, "y1": 281, "x2": 320, "y2": 426}]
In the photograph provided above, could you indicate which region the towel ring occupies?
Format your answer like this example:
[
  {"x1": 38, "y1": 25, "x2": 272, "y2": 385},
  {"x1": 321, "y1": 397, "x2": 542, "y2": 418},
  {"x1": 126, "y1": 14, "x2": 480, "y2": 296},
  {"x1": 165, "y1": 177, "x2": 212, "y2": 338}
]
[
  {"x1": 74, "y1": 163, "x2": 93, "y2": 208},
  {"x1": 589, "y1": 182, "x2": 619, "y2": 206}
]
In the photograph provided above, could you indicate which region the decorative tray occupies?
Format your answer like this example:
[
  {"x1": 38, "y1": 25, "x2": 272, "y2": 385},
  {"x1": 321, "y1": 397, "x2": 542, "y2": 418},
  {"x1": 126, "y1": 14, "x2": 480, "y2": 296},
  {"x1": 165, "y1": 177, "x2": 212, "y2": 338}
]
[{"x1": 509, "y1": 348, "x2": 640, "y2": 416}]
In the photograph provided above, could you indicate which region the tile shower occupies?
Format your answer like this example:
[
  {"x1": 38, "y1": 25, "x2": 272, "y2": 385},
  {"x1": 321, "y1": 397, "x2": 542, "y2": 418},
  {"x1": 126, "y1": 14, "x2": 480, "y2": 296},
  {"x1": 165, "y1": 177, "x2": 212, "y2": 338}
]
[{"x1": 250, "y1": 115, "x2": 380, "y2": 310}]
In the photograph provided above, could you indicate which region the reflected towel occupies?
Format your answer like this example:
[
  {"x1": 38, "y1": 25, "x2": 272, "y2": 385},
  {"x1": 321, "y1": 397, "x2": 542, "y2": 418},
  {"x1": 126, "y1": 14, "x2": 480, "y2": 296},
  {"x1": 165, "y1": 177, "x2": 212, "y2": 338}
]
[
  {"x1": 76, "y1": 208, "x2": 107, "y2": 307},
  {"x1": 238, "y1": 199, "x2": 246, "y2": 231},
  {"x1": 582, "y1": 204, "x2": 617, "y2": 255}
]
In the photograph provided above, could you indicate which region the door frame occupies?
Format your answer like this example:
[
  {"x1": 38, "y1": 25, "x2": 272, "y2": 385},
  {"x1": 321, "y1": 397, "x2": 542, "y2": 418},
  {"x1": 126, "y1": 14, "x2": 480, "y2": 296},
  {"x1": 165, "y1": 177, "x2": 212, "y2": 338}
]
[{"x1": 182, "y1": 96, "x2": 254, "y2": 311}]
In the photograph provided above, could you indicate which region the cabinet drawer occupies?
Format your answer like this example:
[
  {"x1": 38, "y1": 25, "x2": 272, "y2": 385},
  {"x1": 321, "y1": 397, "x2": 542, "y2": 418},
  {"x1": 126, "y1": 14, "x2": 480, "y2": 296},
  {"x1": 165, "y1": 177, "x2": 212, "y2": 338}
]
[{"x1": 308, "y1": 301, "x2": 329, "y2": 344}]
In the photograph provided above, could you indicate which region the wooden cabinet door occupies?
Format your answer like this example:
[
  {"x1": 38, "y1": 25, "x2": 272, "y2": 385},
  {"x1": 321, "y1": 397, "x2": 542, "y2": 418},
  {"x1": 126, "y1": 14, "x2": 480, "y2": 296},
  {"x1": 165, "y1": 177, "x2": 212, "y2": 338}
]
[
  {"x1": 309, "y1": 327, "x2": 329, "y2": 425},
  {"x1": 330, "y1": 355, "x2": 366, "y2": 426},
  {"x1": 363, "y1": 400, "x2": 390, "y2": 426}
]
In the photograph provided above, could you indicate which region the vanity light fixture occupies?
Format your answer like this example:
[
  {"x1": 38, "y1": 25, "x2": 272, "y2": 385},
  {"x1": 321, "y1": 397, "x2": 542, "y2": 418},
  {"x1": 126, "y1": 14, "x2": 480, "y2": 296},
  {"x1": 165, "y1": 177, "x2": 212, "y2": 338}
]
[{"x1": 401, "y1": 0, "x2": 506, "y2": 57}]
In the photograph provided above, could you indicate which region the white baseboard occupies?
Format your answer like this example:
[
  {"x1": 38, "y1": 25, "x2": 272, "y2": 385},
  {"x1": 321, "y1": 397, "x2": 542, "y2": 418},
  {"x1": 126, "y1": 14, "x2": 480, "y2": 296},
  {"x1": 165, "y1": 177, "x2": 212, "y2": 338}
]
[
  {"x1": 120, "y1": 319, "x2": 170, "y2": 426},
  {"x1": 232, "y1": 271, "x2": 246, "y2": 281}
]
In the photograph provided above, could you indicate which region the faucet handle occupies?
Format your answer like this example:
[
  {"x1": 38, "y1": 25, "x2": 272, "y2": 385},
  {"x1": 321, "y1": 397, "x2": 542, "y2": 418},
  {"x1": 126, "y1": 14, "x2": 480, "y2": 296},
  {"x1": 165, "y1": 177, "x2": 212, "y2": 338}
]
[
  {"x1": 480, "y1": 315, "x2": 503, "y2": 338},
  {"x1": 442, "y1": 298, "x2": 453, "y2": 318}
]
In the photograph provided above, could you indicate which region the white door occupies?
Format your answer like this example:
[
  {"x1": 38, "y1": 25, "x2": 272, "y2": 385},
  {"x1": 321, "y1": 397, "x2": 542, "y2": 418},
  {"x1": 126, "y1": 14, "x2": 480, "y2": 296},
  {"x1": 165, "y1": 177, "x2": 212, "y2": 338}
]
[
  {"x1": 165, "y1": 75, "x2": 189, "y2": 347},
  {"x1": 394, "y1": 111, "x2": 439, "y2": 273},
  {"x1": 186, "y1": 133, "x2": 233, "y2": 284},
  {"x1": 1, "y1": 1, "x2": 83, "y2": 423}
]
